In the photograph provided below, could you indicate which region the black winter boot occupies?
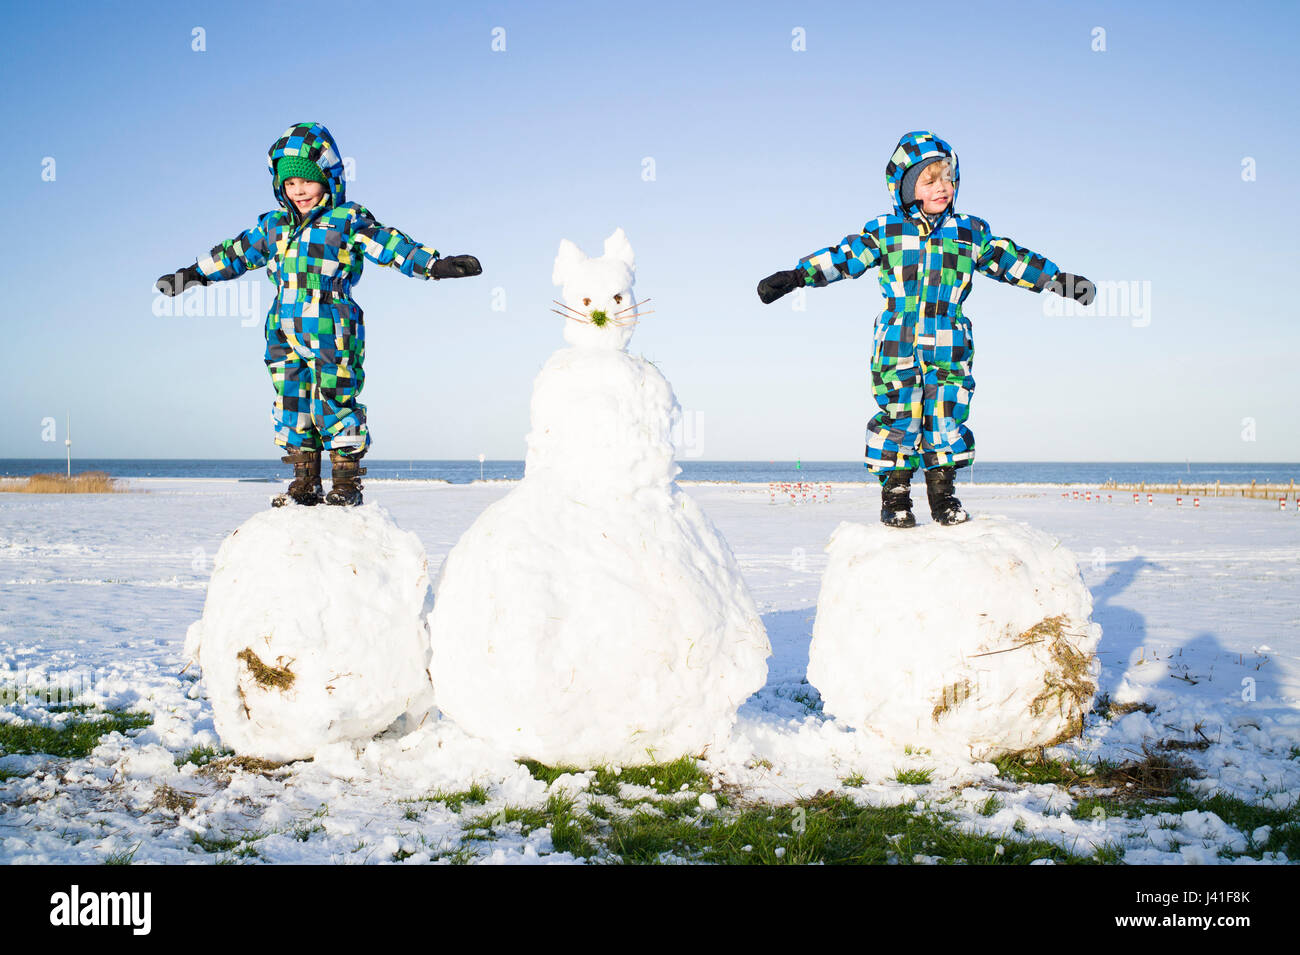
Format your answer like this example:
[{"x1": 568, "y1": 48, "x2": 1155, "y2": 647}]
[
  {"x1": 272, "y1": 448, "x2": 323, "y2": 507},
  {"x1": 925, "y1": 466, "x2": 969, "y2": 525},
  {"x1": 879, "y1": 469, "x2": 916, "y2": 528},
  {"x1": 326, "y1": 450, "x2": 367, "y2": 506}
]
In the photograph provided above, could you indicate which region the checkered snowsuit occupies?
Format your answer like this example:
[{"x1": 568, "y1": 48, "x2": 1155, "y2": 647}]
[
  {"x1": 195, "y1": 122, "x2": 443, "y2": 456},
  {"x1": 797, "y1": 131, "x2": 1060, "y2": 474}
]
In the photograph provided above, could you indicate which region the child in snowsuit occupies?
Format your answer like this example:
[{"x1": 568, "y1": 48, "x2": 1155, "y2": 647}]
[
  {"x1": 757, "y1": 130, "x2": 1093, "y2": 527},
  {"x1": 156, "y1": 121, "x2": 481, "y2": 507}
]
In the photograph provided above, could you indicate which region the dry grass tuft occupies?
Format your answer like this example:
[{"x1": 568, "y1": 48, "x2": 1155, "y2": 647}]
[
  {"x1": 1021, "y1": 615, "x2": 1097, "y2": 745},
  {"x1": 931, "y1": 678, "x2": 973, "y2": 723},
  {"x1": 150, "y1": 784, "x2": 198, "y2": 813},
  {"x1": 237, "y1": 648, "x2": 295, "y2": 690},
  {"x1": 1084, "y1": 746, "x2": 1202, "y2": 798},
  {"x1": 0, "y1": 471, "x2": 127, "y2": 494},
  {"x1": 195, "y1": 755, "x2": 293, "y2": 781}
]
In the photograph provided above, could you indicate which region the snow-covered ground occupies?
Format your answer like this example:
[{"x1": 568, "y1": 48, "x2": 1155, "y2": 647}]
[{"x1": 1, "y1": 479, "x2": 1298, "y2": 864}]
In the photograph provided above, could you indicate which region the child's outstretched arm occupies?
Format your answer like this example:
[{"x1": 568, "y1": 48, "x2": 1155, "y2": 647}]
[
  {"x1": 154, "y1": 212, "x2": 277, "y2": 295},
  {"x1": 352, "y1": 206, "x2": 481, "y2": 280},
  {"x1": 757, "y1": 227, "x2": 880, "y2": 304},
  {"x1": 972, "y1": 218, "x2": 1094, "y2": 304}
]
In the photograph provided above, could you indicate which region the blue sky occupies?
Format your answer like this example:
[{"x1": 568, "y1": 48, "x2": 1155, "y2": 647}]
[{"x1": 2, "y1": 0, "x2": 1297, "y2": 461}]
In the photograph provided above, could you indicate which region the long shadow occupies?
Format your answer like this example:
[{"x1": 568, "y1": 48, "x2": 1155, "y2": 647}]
[
  {"x1": 1086, "y1": 557, "x2": 1277, "y2": 734},
  {"x1": 1088, "y1": 556, "x2": 1154, "y2": 701}
]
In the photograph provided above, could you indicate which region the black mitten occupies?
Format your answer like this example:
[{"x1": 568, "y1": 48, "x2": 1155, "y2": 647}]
[
  {"x1": 1046, "y1": 272, "x2": 1095, "y2": 305},
  {"x1": 155, "y1": 265, "x2": 209, "y2": 297},
  {"x1": 757, "y1": 268, "x2": 805, "y2": 304},
  {"x1": 431, "y1": 255, "x2": 482, "y2": 279}
]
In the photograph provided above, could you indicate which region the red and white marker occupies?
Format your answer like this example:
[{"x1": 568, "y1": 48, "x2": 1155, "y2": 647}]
[{"x1": 1193, "y1": 497, "x2": 1200, "y2": 508}]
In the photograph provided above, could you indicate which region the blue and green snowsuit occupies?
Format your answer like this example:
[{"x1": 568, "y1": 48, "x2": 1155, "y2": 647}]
[
  {"x1": 797, "y1": 131, "x2": 1060, "y2": 474},
  {"x1": 195, "y1": 122, "x2": 443, "y2": 456}
]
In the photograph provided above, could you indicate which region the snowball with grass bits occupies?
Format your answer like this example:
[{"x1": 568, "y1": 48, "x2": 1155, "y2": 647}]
[
  {"x1": 184, "y1": 505, "x2": 436, "y2": 762},
  {"x1": 427, "y1": 228, "x2": 770, "y2": 766},
  {"x1": 806, "y1": 518, "x2": 1101, "y2": 760}
]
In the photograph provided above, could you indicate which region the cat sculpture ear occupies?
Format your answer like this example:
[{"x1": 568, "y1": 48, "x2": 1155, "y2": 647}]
[
  {"x1": 603, "y1": 227, "x2": 635, "y2": 274},
  {"x1": 553, "y1": 239, "x2": 587, "y2": 286}
]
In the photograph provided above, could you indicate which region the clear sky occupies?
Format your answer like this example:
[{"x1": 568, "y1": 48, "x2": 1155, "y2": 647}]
[{"x1": 3, "y1": 0, "x2": 1297, "y2": 462}]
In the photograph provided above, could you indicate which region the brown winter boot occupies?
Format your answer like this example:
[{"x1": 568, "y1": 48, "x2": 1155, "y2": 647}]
[
  {"x1": 326, "y1": 450, "x2": 367, "y2": 506},
  {"x1": 272, "y1": 448, "x2": 323, "y2": 507}
]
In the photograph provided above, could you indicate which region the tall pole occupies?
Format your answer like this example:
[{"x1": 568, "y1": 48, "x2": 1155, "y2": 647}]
[
  {"x1": 478, "y1": 453, "x2": 485, "y2": 481},
  {"x1": 65, "y1": 412, "x2": 71, "y2": 478}
]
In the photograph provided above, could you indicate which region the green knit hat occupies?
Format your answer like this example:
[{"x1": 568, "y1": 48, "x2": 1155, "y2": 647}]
[{"x1": 276, "y1": 155, "x2": 327, "y2": 185}]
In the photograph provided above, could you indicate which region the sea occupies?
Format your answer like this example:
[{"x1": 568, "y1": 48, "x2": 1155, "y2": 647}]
[{"x1": 2, "y1": 460, "x2": 1296, "y2": 486}]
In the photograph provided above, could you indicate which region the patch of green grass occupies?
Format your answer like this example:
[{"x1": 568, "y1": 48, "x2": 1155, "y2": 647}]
[
  {"x1": 0, "y1": 708, "x2": 153, "y2": 759},
  {"x1": 1072, "y1": 781, "x2": 1300, "y2": 861},
  {"x1": 192, "y1": 832, "x2": 259, "y2": 854},
  {"x1": 404, "y1": 782, "x2": 490, "y2": 813},
  {"x1": 436, "y1": 845, "x2": 478, "y2": 865},
  {"x1": 545, "y1": 793, "x2": 598, "y2": 858},
  {"x1": 977, "y1": 795, "x2": 1003, "y2": 817},
  {"x1": 103, "y1": 842, "x2": 142, "y2": 865},
  {"x1": 1070, "y1": 793, "x2": 1175, "y2": 823},
  {"x1": 175, "y1": 745, "x2": 232, "y2": 768},
  {"x1": 519, "y1": 759, "x2": 586, "y2": 785},
  {"x1": 518, "y1": 755, "x2": 712, "y2": 802},
  {"x1": 605, "y1": 793, "x2": 1089, "y2": 865},
  {"x1": 894, "y1": 768, "x2": 934, "y2": 785},
  {"x1": 993, "y1": 754, "x2": 1092, "y2": 786},
  {"x1": 841, "y1": 773, "x2": 866, "y2": 788},
  {"x1": 460, "y1": 793, "x2": 602, "y2": 859},
  {"x1": 1289, "y1": 746, "x2": 1299, "y2": 761},
  {"x1": 1091, "y1": 842, "x2": 1126, "y2": 864},
  {"x1": 601, "y1": 756, "x2": 710, "y2": 796},
  {"x1": 464, "y1": 805, "x2": 550, "y2": 838}
]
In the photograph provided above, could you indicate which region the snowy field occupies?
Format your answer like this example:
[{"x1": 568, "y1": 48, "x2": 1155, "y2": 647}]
[{"x1": 1, "y1": 478, "x2": 1298, "y2": 865}]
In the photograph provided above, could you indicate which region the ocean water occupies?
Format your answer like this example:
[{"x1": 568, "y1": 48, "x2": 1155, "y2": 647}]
[{"x1": 2, "y1": 459, "x2": 1297, "y2": 486}]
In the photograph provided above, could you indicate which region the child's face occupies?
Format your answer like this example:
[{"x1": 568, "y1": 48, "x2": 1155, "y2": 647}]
[
  {"x1": 283, "y1": 177, "x2": 326, "y2": 214},
  {"x1": 914, "y1": 165, "x2": 953, "y2": 215}
]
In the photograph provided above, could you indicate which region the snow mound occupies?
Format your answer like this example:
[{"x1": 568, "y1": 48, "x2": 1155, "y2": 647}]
[
  {"x1": 427, "y1": 229, "x2": 770, "y2": 766},
  {"x1": 806, "y1": 518, "x2": 1101, "y2": 760},
  {"x1": 184, "y1": 505, "x2": 436, "y2": 761}
]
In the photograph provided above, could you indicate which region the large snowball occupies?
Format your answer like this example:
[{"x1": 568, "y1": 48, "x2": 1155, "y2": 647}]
[
  {"x1": 806, "y1": 519, "x2": 1101, "y2": 760},
  {"x1": 184, "y1": 505, "x2": 436, "y2": 761},
  {"x1": 428, "y1": 359, "x2": 768, "y2": 766},
  {"x1": 427, "y1": 479, "x2": 769, "y2": 767}
]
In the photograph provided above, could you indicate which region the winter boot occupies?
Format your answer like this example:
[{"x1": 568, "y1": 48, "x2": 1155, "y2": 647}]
[
  {"x1": 879, "y1": 469, "x2": 916, "y2": 528},
  {"x1": 925, "y1": 465, "x2": 969, "y2": 526},
  {"x1": 271, "y1": 448, "x2": 323, "y2": 507},
  {"x1": 326, "y1": 450, "x2": 366, "y2": 506}
]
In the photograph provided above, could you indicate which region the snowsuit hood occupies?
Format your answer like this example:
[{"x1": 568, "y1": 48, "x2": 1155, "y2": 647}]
[
  {"x1": 885, "y1": 130, "x2": 959, "y2": 226},
  {"x1": 267, "y1": 122, "x2": 347, "y2": 220}
]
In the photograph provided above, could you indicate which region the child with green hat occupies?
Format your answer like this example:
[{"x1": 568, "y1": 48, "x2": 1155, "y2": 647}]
[{"x1": 156, "y1": 121, "x2": 482, "y2": 507}]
